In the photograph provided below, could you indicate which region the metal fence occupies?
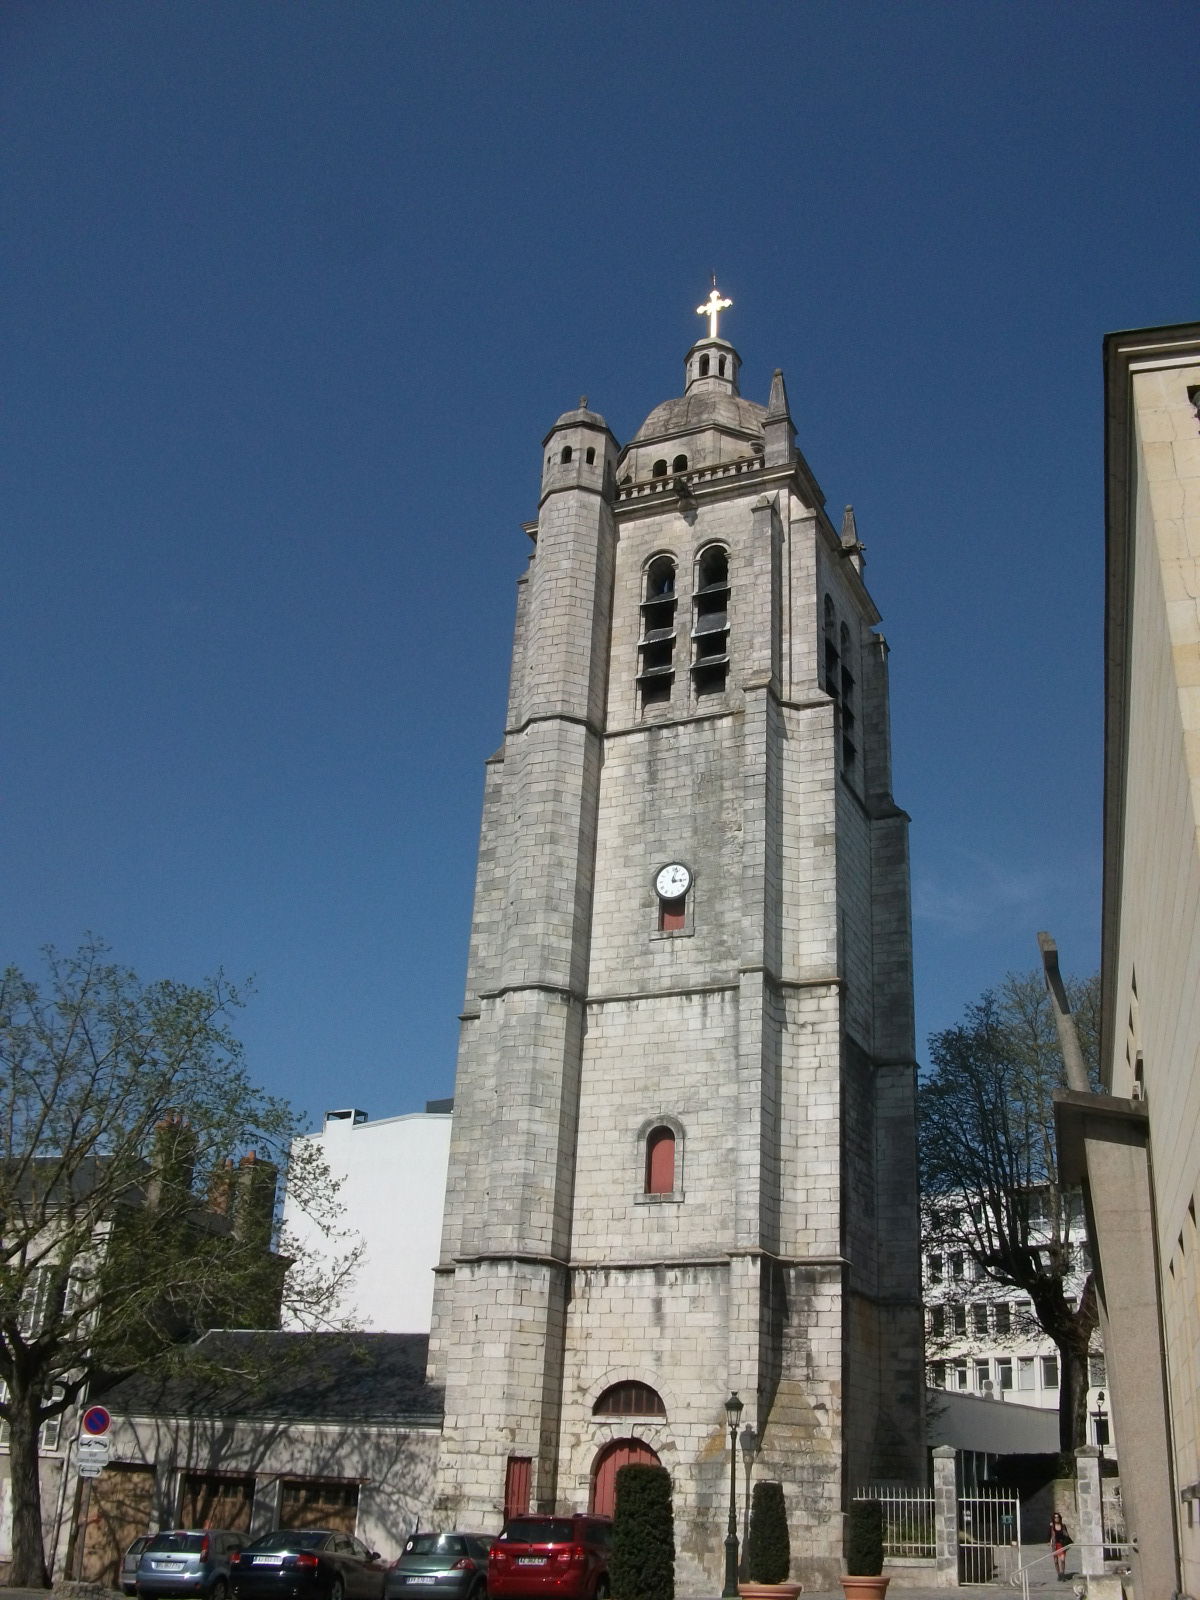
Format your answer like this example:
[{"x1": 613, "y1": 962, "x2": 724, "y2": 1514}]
[
  {"x1": 957, "y1": 1491, "x2": 1020, "y2": 1585},
  {"x1": 1102, "y1": 1484, "x2": 1127, "y2": 1562},
  {"x1": 852, "y1": 1485, "x2": 936, "y2": 1559}
]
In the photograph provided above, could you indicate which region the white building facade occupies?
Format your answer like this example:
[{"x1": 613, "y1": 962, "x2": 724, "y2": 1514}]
[
  {"x1": 923, "y1": 1200, "x2": 1112, "y2": 1445},
  {"x1": 282, "y1": 1106, "x2": 452, "y2": 1333}
]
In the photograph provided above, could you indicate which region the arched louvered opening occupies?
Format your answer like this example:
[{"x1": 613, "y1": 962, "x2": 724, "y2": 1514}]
[
  {"x1": 691, "y1": 544, "x2": 730, "y2": 696},
  {"x1": 638, "y1": 555, "x2": 677, "y2": 710}
]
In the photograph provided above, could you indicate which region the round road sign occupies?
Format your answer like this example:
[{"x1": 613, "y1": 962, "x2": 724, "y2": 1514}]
[{"x1": 82, "y1": 1406, "x2": 111, "y2": 1436}]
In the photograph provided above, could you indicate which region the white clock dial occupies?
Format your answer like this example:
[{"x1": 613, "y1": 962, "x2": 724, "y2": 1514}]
[{"x1": 655, "y1": 863, "x2": 692, "y2": 899}]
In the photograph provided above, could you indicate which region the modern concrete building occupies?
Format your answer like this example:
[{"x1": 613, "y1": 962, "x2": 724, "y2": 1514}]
[
  {"x1": 1057, "y1": 321, "x2": 1200, "y2": 1600},
  {"x1": 427, "y1": 293, "x2": 925, "y2": 1591},
  {"x1": 282, "y1": 1105, "x2": 453, "y2": 1333},
  {"x1": 922, "y1": 1194, "x2": 1112, "y2": 1445}
]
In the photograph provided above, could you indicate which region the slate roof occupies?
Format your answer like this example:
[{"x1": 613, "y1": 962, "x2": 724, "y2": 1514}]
[{"x1": 97, "y1": 1330, "x2": 443, "y2": 1426}]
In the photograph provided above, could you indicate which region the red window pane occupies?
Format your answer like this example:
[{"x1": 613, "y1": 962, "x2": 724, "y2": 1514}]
[
  {"x1": 645, "y1": 1128, "x2": 675, "y2": 1195},
  {"x1": 659, "y1": 896, "x2": 686, "y2": 931}
]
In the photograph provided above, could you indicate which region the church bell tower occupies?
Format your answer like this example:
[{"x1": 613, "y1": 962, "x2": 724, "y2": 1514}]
[{"x1": 428, "y1": 290, "x2": 924, "y2": 1591}]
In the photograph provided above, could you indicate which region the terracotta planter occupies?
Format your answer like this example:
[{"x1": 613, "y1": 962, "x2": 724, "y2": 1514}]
[
  {"x1": 738, "y1": 1584, "x2": 802, "y2": 1600},
  {"x1": 839, "y1": 1577, "x2": 889, "y2": 1600}
]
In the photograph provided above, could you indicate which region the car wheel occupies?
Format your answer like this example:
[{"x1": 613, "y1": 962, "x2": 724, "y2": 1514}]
[
  {"x1": 210, "y1": 1579, "x2": 228, "y2": 1600},
  {"x1": 329, "y1": 1578, "x2": 345, "y2": 1600},
  {"x1": 595, "y1": 1579, "x2": 609, "y2": 1600},
  {"x1": 470, "y1": 1579, "x2": 488, "y2": 1600}
]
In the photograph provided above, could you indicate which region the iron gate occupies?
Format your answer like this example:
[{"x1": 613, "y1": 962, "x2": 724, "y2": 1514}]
[{"x1": 957, "y1": 1491, "x2": 1020, "y2": 1584}]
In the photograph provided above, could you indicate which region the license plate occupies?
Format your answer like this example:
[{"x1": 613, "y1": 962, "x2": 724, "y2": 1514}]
[
  {"x1": 155, "y1": 1564, "x2": 185, "y2": 1573},
  {"x1": 517, "y1": 1559, "x2": 545, "y2": 1566},
  {"x1": 406, "y1": 1579, "x2": 436, "y2": 1585},
  {"x1": 253, "y1": 1557, "x2": 284, "y2": 1566}
]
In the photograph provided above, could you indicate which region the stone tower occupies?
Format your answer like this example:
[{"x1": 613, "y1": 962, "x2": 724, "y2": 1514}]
[{"x1": 428, "y1": 296, "x2": 924, "y2": 1591}]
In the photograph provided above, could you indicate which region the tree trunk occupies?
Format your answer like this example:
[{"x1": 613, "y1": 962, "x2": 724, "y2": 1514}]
[
  {"x1": 1058, "y1": 1339, "x2": 1090, "y2": 1454},
  {"x1": 7, "y1": 1382, "x2": 50, "y2": 1586}
]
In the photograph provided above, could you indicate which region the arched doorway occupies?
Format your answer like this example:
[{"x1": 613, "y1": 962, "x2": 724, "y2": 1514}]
[{"x1": 590, "y1": 1438, "x2": 662, "y2": 1517}]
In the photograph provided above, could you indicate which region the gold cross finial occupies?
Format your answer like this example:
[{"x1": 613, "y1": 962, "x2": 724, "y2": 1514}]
[{"x1": 696, "y1": 282, "x2": 732, "y2": 340}]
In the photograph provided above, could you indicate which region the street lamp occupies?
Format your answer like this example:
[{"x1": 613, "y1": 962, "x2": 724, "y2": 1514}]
[
  {"x1": 1092, "y1": 1390, "x2": 1108, "y2": 1459},
  {"x1": 722, "y1": 1391, "x2": 745, "y2": 1598}
]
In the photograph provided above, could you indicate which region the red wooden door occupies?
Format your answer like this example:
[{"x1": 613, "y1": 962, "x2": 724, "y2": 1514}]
[{"x1": 589, "y1": 1439, "x2": 661, "y2": 1516}]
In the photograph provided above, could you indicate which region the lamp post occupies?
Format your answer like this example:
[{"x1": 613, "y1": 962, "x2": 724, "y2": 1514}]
[
  {"x1": 722, "y1": 1391, "x2": 745, "y2": 1598},
  {"x1": 1092, "y1": 1390, "x2": 1108, "y2": 1460},
  {"x1": 739, "y1": 1425, "x2": 759, "y2": 1572}
]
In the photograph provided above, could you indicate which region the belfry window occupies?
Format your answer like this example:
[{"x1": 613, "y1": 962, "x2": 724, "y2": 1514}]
[
  {"x1": 652, "y1": 459, "x2": 668, "y2": 479},
  {"x1": 699, "y1": 354, "x2": 710, "y2": 377},
  {"x1": 823, "y1": 596, "x2": 839, "y2": 697},
  {"x1": 561, "y1": 445, "x2": 573, "y2": 464},
  {"x1": 839, "y1": 621, "x2": 856, "y2": 772},
  {"x1": 638, "y1": 555, "x2": 677, "y2": 709},
  {"x1": 691, "y1": 544, "x2": 729, "y2": 696},
  {"x1": 672, "y1": 454, "x2": 688, "y2": 474}
]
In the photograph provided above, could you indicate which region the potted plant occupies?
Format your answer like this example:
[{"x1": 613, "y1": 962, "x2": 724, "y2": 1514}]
[
  {"x1": 739, "y1": 1481, "x2": 801, "y2": 1600},
  {"x1": 610, "y1": 1461, "x2": 674, "y2": 1600},
  {"x1": 841, "y1": 1500, "x2": 888, "y2": 1600}
]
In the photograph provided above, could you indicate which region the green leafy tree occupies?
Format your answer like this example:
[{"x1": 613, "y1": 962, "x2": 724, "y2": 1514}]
[
  {"x1": 745, "y1": 1480, "x2": 790, "y2": 1584},
  {"x1": 0, "y1": 939, "x2": 358, "y2": 1587},
  {"x1": 919, "y1": 970, "x2": 1101, "y2": 1451},
  {"x1": 610, "y1": 1462, "x2": 674, "y2": 1600}
]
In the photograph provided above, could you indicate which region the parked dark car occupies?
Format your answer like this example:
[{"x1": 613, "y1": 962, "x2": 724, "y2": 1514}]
[
  {"x1": 123, "y1": 1535, "x2": 153, "y2": 1596},
  {"x1": 384, "y1": 1533, "x2": 493, "y2": 1600},
  {"x1": 137, "y1": 1530, "x2": 245, "y2": 1600},
  {"x1": 231, "y1": 1528, "x2": 386, "y2": 1600},
  {"x1": 487, "y1": 1516, "x2": 610, "y2": 1600}
]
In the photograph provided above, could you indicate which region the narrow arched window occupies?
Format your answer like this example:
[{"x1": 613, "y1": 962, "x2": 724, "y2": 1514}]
[
  {"x1": 593, "y1": 1382, "x2": 666, "y2": 1418},
  {"x1": 672, "y1": 454, "x2": 688, "y2": 474},
  {"x1": 691, "y1": 544, "x2": 730, "y2": 696},
  {"x1": 645, "y1": 1127, "x2": 676, "y2": 1194},
  {"x1": 839, "y1": 621, "x2": 856, "y2": 771},
  {"x1": 561, "y1": 445, "x2": 573, "y2": 464},
  {"x1": 585, "y1": 446, "x2": 595, "y2": 465},
  {"x1": 699, "y1": 354, "x2": 710, "y2": 377},
  {"x1": 652, "y1": 459, "x2": 668, "y2": 479},
  {"x1": 823, "y1": 596, "x2": 839, "y2": 698},
  {"x1": 638, "y1": 556, "x2": 677, "y2": 709},
  {"x1": 718, "y1": 356, "x2": 727, "y2": 377}
]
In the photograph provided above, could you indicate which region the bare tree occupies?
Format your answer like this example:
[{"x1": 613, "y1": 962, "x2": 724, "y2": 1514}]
[
  {"x1": 0, "y1": 939, "x2": 359, "y2": 1585},
  {"x1": 919, "y1": 970, "x2": 1101, "y2": 1451}
]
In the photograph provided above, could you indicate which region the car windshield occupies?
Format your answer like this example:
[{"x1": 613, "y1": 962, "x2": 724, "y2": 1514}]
[
  {"x1": 501, "y1": 1520, "x2": 575, "y2": 1544},
  {"x1": 147, "y1": 1534, "x2": 207, "y2": 1554},
  {"x1": 404, "y1": 1536, "x2": 465, "y2": 1558},
  {"x1": 248, "y1": 1532, "x2": 328, "y2": 1552}
]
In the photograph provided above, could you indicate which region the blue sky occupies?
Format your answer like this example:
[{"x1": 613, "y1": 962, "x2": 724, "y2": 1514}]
[{"x1": 4, "y1": 1, "x2": 1196, "y2": 1129}]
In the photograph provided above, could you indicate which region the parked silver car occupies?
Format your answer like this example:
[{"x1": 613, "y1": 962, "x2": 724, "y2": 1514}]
[
  {"x1": 123, "y1": 1535, "x2": 153, "y2": 1595},
  {"x1": 137, "y1": 1529, "x2": 245, "y2": 1600}
]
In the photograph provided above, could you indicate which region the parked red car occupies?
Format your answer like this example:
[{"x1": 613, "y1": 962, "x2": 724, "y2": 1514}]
[{"x1": 487, "y1": 1516, "x2": 610, "y2": 1600}]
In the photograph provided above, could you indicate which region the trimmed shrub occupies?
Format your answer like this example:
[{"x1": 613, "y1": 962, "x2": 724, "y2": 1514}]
[
  {"x1": 610, "y1": 1462, "x2": 674, "y2": 1600},
  {"x1": 745, "y1": 1480, "x2": 791, "y2": 1584},
  {"x1": 846, "y1": 1499, "x2": 884, "y2": 1576}
]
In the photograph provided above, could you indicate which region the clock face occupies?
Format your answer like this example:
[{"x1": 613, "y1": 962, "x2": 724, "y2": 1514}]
[{"x1": 655, "y1": 862, "x2": 692, "y2": 900}]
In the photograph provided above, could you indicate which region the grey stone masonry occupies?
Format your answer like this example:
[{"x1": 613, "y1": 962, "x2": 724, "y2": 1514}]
[
  {"x1": 430, "y1": 332, "x2": 924, "y2": 1595},
  {"x1": 1074, "y1": 1446, "x2": 1105, "y2": 1578}
]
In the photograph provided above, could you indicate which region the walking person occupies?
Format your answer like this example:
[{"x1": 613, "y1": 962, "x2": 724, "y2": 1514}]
[{"x1": 1049, "y1": 1512, "x2": 1071, "y2": 1579}]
